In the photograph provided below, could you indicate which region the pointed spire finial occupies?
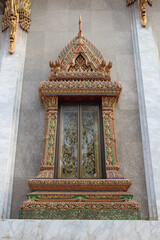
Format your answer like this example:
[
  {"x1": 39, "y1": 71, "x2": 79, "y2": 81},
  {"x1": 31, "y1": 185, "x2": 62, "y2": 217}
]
[
  {"x1": 11, "y1": 0, "x2": 14, "y2": 13},
  {"x1": 78, "y1": 15, "x2": 83, "y2": 38}
]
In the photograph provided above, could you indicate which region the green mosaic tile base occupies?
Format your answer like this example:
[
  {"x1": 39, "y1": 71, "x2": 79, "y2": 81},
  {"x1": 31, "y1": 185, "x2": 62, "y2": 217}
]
[{"x1": 19, "y1": 209, "x2": 141, "y2": 220}]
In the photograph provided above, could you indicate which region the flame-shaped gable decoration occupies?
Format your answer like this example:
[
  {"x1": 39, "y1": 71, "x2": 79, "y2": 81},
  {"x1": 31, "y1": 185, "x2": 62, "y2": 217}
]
[
  {"x1": 127, "y1": 0, "x2": 152, "y2": 27},
  {"x1": 39, "y1": 16, "x2": 118, "y2": 100},
  {"x1": 47, "y1": 16, "x2": 113, "y2": 82},
  {"x1": 2, "y1": 0, "x2": 31, "y2": 54},
  {"x1": 39, "y1": 16, "x2": 122, "y2": 104}
]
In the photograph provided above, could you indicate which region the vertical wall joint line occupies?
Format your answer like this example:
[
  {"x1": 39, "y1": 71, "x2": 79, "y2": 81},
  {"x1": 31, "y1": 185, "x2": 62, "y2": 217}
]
[{"x1": 130, "y1": 3, "x2": 159, "y2": 220}]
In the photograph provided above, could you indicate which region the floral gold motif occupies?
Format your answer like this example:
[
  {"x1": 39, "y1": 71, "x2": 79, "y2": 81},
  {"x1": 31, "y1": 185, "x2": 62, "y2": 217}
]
[
  {"x1": 34, "y1": 97, "x2": 58, "y2": 179},
  {"x1": 21, "y1": 201, "x2": 139, "y2": 211},
  {"x1": 102, "y1": 97, "x2": 122, "y2": 179},
  {"x1": 39, "y1": 80, "x2": 122, "y2": 100},
  {"x1": 26, "y1": 192, "x2": 133, "y2": 203}
]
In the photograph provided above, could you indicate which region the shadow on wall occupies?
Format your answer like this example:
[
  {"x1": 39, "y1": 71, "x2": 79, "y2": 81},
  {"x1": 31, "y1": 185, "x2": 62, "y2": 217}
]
[{"x1": 0, "y1": 0, "x2": 6, "y2": 15}]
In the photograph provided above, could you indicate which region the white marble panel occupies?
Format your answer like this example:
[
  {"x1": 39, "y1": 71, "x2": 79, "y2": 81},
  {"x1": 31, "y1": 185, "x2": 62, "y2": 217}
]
[
  {"x1": 0, "y1": 220, "x2": 160, "y2": 240},
  {"x1": 0, "y1": 27, "x2": 27, "y2": 219},
  {"x1": 131, "y1": 3, "x2": 160, "y2": 219}
]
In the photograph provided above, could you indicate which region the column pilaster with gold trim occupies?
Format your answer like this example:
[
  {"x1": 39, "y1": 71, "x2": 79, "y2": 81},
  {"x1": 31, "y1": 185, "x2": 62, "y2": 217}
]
[
  {"x1": 34, "y1": 96, "x2": 58, "y2": 179},
  {"x1": 102, "y1": 97, "x2": 123, "y2": 179}
]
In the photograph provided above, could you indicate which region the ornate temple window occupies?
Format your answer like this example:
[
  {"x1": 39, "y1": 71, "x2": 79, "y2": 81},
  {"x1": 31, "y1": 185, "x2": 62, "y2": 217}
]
[
  {"x1": 20, "y1": 17, "x2": 141, "y2": 220},
  {"x1": 57, "y1": 104, "x2": 102, "y2": 179}
]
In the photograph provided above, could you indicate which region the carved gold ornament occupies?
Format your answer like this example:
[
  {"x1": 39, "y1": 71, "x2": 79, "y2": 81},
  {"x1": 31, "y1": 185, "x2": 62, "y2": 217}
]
[
  {"x1": 49, "y1": 16, "x2": 112, "y2": 76},
  {"x1": 2, "y1": 0, "x2": 31, "y2": 54},
  {"x1": 127, "y1": 0, "x2": 152, "y2": 27}
]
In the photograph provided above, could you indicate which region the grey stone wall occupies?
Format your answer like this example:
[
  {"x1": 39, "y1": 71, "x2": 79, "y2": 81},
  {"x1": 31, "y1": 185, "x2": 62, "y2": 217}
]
[{"x1": 11, "y1": 0, "x2": 149, "y2": 219}]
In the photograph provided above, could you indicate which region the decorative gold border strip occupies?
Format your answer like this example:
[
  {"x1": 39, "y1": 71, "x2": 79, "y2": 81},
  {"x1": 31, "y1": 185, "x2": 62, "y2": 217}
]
[
  {"x1": 28, "y1": 179, "x2": 132, "y2": 191},
  {"x1": 21, "y1": 200, "x2": 139, "y2": 211}
]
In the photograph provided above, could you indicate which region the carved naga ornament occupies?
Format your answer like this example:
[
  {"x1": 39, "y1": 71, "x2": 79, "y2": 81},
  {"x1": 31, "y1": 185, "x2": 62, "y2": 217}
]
[
  {"x1": 2, "y1": 0, "x2": 31, "y2": 54},
  {"x1": 127, "y1": 0, "x2": 152, "y2": 27}
]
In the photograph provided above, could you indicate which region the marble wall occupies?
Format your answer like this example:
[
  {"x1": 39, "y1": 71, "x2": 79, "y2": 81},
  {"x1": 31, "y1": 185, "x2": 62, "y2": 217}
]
[
  {"x1": 11, "y1": 0, "x2": 149, "y2": 219},
  {"x1": 136, "y1": 1, "x2": 160, "y2": 219},
  {"x1": 0, "y1": 220, "x2": 160, "y2": 240},
  {"x1": 0, "y1": 25, "x2": 27, "y2": 219}
]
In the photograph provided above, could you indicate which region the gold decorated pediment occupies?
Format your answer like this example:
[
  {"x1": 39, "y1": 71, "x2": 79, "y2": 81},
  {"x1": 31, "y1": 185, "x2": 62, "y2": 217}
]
[
  {"x1": 49, "y1": 16, "x2": 113, "y2": 78},
  {"x1": 39, "y1": 17, "x2": 121, "y2": 101}
]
